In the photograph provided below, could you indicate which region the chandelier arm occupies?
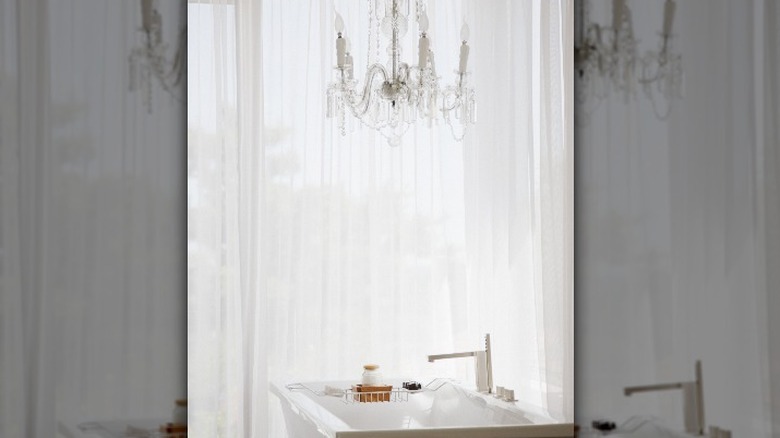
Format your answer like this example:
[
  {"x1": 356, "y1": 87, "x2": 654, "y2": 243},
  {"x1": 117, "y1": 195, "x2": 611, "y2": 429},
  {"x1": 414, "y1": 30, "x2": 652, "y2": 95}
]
[
  {"x1": 638, "y1": 48, "x2": 669, "y2": 85},
  {"x1": 441, "y1": 94, "x2": 460, "y2": 112},
  {"x1": 406, "y1": 65, "x2": 421, "y2": 84},
  {"x1": 638, "y1": 58, "x2": 660, "y2": 85},
  {"x1": 440, "y1": 81, "x2": 464, "y2": 112},
  {"x1": 398, "y1": 63, "x2": 410, "y2": 83},
  {"x1": 344, "y1": 63, "x2": 390, "y2": 117}
]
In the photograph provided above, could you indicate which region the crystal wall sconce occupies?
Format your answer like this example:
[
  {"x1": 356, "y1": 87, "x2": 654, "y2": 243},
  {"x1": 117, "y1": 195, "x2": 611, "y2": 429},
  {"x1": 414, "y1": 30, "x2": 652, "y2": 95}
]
[
  {"x1": 129, "y1": 0, "x2": 185, "y2": 112},
  {"x1": 575, "y1": 0, "x2": 682, "y2": 120}
]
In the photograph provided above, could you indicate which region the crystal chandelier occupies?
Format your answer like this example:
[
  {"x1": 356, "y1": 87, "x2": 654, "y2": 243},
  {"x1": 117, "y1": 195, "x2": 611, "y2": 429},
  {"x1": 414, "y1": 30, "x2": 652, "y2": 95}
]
[
  {"x1": 326, "y1": 0, "x2": 476, "y2": 146},
  {"x1": 575, "y1": 0, "x2": 682, "y2": 119},
  {"x1": 129, "y1": 0, "x2": 185, "y2": 113}
]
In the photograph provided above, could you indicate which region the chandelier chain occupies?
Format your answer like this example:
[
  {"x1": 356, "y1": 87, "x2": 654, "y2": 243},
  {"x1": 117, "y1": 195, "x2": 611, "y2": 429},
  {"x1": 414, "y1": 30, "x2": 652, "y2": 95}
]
[{"x1": 367, "y1": 0, "x2": 373, "y2": 68}]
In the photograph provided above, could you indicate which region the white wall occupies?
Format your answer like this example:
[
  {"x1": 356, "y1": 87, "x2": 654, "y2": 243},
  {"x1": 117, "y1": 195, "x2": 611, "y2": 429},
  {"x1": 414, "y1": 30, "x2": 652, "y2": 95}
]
[{"x1": 576, "y1": 0, "x2": 776, "y2": 436}]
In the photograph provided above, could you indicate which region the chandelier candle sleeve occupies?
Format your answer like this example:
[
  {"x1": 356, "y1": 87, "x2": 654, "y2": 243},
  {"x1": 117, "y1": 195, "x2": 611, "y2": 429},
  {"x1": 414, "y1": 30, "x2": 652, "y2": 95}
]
[
  {"x1": 459, "y1": 23, "x2": 470, "y2": 73},
  {"x1": 663, "y1": 0, "x2": 676, "y2": 36},
  {"x1": 335, "y1": 12, "x2": 346, "y2": 68},
  {"x1": 344, "y1": 37, "x2": 353, "y2": 78},
  {"x1": 459, "y1": 42, "x2": 470, "y2": 73},
  {"x1": 336, "y1": 35, "x2": 346, "y2": 68},
  {"x1": 346, "y1": 54, "x2": 354, "y2": 78},
  {"x1": 419, "y1": 34, "x2": 430, "y2": 68},
  {"x1": 418, "y1": 12, "x2": 430, "y2": 68},
  {"x1": 612, "y1": 0, "x2": 624, "y2": 31},
  {"x1": 141, "y1": 0, "x2": 153, "y2": 31}
]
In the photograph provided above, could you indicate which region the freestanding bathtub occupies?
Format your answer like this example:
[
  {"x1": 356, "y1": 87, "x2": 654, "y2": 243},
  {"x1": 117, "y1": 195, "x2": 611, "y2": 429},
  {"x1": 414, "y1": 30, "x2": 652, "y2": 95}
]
[{"x1": 270, "y1": 379, "x2": 573, "y2": 438}]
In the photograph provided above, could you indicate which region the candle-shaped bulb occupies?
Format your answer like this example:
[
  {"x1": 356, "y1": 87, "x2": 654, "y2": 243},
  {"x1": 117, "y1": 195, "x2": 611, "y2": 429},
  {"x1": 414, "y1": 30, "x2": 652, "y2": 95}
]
[
  {"x1": 419, "y1": 11, "x2": 429, "y2": 33},
  {"x1": 663, "y1": 0, "x2": 676, "y2": 36},
  {"x1": 612, "y1": 0, "x2": 624, "y2": 32},
  {"x1": 460, "y1": 22, "x2": 470, "y2": 42},
  {"x1": 334, "y1": 12, "x2": 345, "y2": 33}
]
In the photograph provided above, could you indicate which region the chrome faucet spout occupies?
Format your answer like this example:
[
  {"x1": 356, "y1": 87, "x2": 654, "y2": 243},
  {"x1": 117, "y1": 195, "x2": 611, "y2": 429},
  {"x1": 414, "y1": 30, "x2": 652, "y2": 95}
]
[
  {"x1": 426, "y1": 334, "x2": 493, "y2": 394},
  {"x1": 623, "y1": 360, "x2": 705, "y2": 435},
  {"x1": 427, "y1": 351, "x2": 477, "y2": 362},
  {"x1": 624, "y1": 382, "x2": 684, "y2": 396}
]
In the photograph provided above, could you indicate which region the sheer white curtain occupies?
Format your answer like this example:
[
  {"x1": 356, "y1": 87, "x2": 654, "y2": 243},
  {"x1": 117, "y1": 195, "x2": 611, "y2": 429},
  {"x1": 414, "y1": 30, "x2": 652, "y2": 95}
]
[
  {"x1": 0, "y1": 1, "x2": 185, "y2": 437},
  {"x1": 188, "y1": 0, "x2": 572, "y2": 436},
  {"x1": 576, "y1": 0, "x2": 776, "y2": 436}
]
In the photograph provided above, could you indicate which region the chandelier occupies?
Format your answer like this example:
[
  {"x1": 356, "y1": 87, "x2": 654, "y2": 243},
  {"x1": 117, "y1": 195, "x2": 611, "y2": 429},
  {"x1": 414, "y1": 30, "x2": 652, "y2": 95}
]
[
  {"x1": 129, "y1": 0, "x2": 185, "y2": 112},
  {"x1": 326, "y1": 0, "x2": 476, "y2": 146},
  {"x1": 575, "y1": 0, "x2": 682, "y2": 119}
]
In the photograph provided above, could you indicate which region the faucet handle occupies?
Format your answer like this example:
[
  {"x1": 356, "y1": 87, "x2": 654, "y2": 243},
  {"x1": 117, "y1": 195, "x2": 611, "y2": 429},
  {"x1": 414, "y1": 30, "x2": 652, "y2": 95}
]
[
  {"x1": 709, "y1": 426, "x2": 732, "y2": 438},
  {"x1": 484, "y1": 333, "x2": 493, "y2": 393},
  {"x1": 503, "y1": 388, "x2": 516, "y2": 402},
  {"x1": 474, "y1": 351, "x2": 489, "y2": 392},
  {"x1": 493, "y1": 385, "x2": 516, "y2": 402}
]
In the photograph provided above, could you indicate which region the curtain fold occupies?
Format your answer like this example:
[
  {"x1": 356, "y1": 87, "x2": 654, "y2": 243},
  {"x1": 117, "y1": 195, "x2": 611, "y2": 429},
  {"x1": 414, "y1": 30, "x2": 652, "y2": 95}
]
[
  {"x1": 0, "y1": 0, "x2": 24, "y2": 435},
  {"x1": 760, "y1": 1, "x2": 780, "y2": 435},
  {"x1": 188, "y1": 0, "x2": 572, "y2": 436}
]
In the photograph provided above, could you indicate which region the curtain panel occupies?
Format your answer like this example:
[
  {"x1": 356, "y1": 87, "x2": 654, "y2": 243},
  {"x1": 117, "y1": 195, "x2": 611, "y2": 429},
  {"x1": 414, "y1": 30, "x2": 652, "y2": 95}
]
[
  {"x1": 0, "y1": 1, "x2": 186, "y2": 436},
  {"x1": 188, "y1": 1, "x2": 573, "y2": 436}
]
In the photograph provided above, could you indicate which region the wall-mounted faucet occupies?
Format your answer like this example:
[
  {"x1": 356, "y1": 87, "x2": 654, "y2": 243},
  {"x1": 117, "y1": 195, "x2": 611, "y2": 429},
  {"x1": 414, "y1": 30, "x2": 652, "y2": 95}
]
[
  {"x1": 624, "y1": 360, "x2": 705, "y2": 435},
  {"x1": 427, "y1": 333, "x2": 493, "y2": 394}
]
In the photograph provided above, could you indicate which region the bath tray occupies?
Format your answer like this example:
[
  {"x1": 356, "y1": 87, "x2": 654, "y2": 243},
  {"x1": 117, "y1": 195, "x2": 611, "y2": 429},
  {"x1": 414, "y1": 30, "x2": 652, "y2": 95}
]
[{"x1": 286, "y1": 379, "x2": 448, "y2": 404}]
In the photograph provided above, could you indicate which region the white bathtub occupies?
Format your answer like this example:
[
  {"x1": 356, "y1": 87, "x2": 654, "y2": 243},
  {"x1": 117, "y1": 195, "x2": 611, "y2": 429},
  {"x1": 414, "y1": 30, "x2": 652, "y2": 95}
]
[{"x1": 270, "y1": 379, "x2": 573, "y2": 438}]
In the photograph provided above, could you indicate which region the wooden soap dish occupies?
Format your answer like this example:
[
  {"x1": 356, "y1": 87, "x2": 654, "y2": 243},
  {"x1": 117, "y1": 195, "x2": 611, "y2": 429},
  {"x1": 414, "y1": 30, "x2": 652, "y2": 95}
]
[{"x1": 351, "y1": 384, "x2": 393, "y2": 402}]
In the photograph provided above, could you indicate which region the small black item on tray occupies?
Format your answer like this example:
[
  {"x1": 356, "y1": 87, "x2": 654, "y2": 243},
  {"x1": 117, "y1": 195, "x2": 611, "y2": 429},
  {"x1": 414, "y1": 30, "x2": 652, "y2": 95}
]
[
  {"x1": 403, "y1": 381, "x2": 422, "y2": 391},
  {"x1": 591, "y1": 420, "x2": 616, "y2": 431}
]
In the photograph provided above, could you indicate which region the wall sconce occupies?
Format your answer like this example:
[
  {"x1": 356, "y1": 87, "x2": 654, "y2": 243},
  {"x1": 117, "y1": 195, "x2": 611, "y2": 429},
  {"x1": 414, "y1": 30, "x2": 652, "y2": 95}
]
[
  {"x1": 639, "y1": 0, "x2": 683, "y2": 119},
  {"x1": 575, "y1": 0, "x2": 682, "y2": 120},
  {"x1": 129, "y1": 0, "x2": 185, "y2": 112}
]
